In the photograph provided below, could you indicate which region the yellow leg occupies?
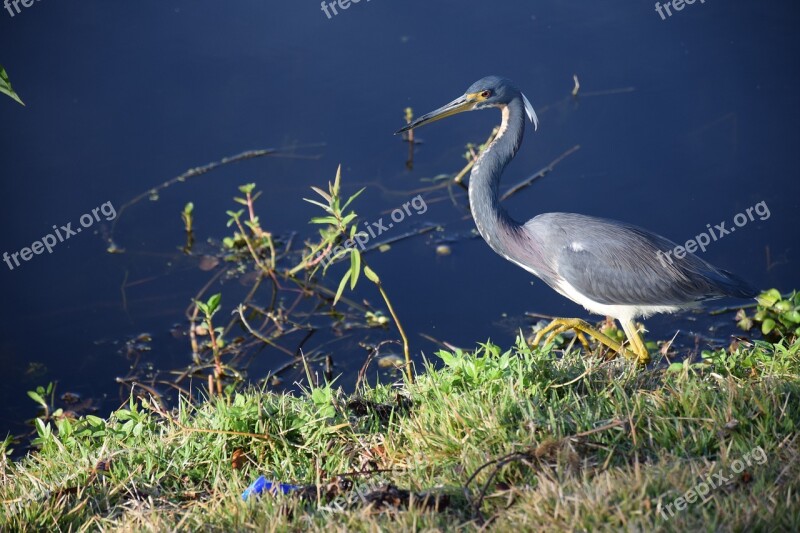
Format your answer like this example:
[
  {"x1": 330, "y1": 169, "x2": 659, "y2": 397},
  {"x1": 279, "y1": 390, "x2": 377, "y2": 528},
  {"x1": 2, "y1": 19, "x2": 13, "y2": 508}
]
[
  {"x1": 621, "y1": 320, "x2": 650, "y2": 364},
  {"x1": 542, "y1": 324, "x2": 570, "y2": 347},
  {"x1": 541, "y1": 325, "x2": 591, "y2": 353},
  {"x1": 575, "y1": 331, "x2": 591, "y2": 351},
  {"x1": 532, "y1": 317, "x2": 642, "y2": 363}
]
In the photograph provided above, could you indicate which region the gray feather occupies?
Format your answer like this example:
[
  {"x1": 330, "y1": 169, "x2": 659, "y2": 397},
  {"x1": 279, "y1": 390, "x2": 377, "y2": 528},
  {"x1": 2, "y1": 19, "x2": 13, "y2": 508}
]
[{"x1": 524, "y1": 213, "x2": 756, "y2": 306}]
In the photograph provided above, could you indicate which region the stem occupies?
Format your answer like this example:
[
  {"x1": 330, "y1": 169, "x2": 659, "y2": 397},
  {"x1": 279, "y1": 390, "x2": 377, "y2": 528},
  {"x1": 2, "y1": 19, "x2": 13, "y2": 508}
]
[
  {"x1": 246, "y1": 192, "x2": 257, "y2": 227},
  {"x1": 454, "y1": 128, "x2": 498, "y2": 184},
  {"x1": 205, "y1": 315, "x2": 223, "y2": 396},
  {"x1": 375, "y1": 281, "x2": 413, "y2": 383},
  {"x1": 290, "y1": 241, "x2": 333, "y2": 276},
  {"x1": 245, "y1": 192, "x2": 277, "y2": 268},
  {"x1": 233, "y1": 216, "x2": 271, "y2": 275}
]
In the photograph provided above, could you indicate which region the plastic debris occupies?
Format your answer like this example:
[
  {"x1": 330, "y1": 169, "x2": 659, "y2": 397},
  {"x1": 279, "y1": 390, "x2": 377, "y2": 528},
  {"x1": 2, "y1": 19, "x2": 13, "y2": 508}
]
[{"x1": 241, "y1": 476, "x2": 300, "y2": 501}]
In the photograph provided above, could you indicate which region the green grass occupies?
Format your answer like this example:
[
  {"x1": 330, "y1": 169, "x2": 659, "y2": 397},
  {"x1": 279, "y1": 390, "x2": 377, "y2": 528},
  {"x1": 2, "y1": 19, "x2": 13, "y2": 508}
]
[{"x1": 2, "y1": 337, "x2": 799, "y2": 532}]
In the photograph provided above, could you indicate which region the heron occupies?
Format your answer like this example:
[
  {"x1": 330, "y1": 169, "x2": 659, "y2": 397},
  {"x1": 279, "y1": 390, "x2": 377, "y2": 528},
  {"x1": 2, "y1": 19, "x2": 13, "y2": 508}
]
[{"x1": 396, "y1": 76, "x2": 756, "y2": 364}]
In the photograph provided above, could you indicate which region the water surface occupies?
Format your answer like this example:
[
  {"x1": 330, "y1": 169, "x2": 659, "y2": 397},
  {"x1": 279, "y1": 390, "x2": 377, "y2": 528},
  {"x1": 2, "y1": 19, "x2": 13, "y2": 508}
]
[{"x1": 1, "y1": 1, "x2": 798, "y2": 439}]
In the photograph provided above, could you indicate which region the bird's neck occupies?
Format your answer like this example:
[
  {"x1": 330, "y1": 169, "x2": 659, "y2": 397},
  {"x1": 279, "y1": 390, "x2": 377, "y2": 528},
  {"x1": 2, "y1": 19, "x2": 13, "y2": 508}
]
[{"x1": 468, "y1": 97, "x2": 526, "y2": 251}]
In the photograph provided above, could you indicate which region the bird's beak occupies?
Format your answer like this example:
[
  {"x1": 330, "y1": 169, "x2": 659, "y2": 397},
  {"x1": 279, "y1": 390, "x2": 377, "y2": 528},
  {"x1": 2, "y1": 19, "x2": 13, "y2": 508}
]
[{"x1": 395, "y1": 94, "x2": 475, "y2": 134}]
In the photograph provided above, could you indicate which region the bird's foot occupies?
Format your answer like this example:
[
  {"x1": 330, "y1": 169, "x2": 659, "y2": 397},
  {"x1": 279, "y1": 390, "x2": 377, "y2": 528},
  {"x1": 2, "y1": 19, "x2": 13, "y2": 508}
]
[{"x1": 531, "y1": 317, "x2": 647, "y2": 364}]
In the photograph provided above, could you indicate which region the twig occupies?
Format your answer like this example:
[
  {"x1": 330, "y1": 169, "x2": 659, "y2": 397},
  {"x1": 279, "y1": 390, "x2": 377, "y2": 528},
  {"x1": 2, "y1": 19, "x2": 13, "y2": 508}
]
[
  {"x1": 109, "y1": 146, "x2": 323, "y2": 245},
  {"x1": 355, "y1": 340, "x2": 397, "y2": 390},
  {"x1": 375, "y1": 281, "x2": 413, "y2": 383},
  {"x1": 500, "y1": 145, "x2": 581, "y2": 202},
  {"x1": 235, "y1": 305, "x2": 296, "y2": 357},
  {"x1": 149, "y1": 401, "x2": 273, "y2": 444},
  {"x1": 463, "y1": 419, "x2": 627, "y2": 520}
]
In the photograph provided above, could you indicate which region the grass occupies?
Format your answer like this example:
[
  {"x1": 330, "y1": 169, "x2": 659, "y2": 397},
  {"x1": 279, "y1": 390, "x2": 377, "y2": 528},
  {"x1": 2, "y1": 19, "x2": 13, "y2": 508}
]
[{"x1": 1, "y1": 336, "x2": 799, "y2": 532}]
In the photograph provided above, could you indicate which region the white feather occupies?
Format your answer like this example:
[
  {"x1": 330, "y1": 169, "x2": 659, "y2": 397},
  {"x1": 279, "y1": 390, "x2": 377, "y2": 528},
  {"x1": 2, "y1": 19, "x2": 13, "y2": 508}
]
[{"x1": 521, "y1": 92, "x2": 539, "y2": 131}]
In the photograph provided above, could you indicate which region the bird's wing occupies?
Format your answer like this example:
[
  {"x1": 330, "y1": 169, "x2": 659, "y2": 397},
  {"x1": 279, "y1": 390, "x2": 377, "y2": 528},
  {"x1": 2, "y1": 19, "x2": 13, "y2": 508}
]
[{"x1": 528, "y1": 213, "x2": 749, "y2": 306}]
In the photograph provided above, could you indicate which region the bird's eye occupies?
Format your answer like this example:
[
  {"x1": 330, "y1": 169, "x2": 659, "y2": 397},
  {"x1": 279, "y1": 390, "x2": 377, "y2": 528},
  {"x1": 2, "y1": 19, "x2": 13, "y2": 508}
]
[{"x1": 480, "y1": 90, "x2": 492, "y2": 98}]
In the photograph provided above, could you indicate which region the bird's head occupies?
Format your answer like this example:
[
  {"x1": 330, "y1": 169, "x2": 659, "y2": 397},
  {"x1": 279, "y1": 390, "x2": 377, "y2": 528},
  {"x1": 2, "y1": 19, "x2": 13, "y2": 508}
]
[{"x1": 395, "y1": 76, "x2": 538, "y2": 134}]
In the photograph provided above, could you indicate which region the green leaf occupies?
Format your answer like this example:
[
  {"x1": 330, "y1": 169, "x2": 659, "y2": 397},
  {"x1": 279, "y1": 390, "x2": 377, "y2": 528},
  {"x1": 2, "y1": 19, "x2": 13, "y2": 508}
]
[
  {"x1": 333, "y1": 165, "x2": 342, "y2": 197},
  {"x1": 784, "y1": 310, "x2": 800, "y2": 324},
  {"x1": 363, "y1": 265, "x2": 380, "y2": 284},
  {"x1": 35, "y1": 418, "x2": 47, "y2": 437},
  {"x1": 0, "y1": 66, "x2": 24, "y2": 106},
  {"x1": 85, "y1": 415, "x2": 105, "y2": 427},
  {"x1": 327, "y1": 248, "x2": 350, "y2": 264},
  {"x1": 183, "y1": 202, "x2": 194, "y2": 214},
  {"x1": 341, "y1": 187, "x2": 366, "y2": 211},
  {"x1": 206, "y1": 293, "x2": 222, "y2": 315},
  {"x1": 667, "y1": 362, "x2": 687, "y2": 372},
  {"x1": 310, "y1": 186, "x2": 332, "y2": 203},
  {"x1": 341, "y1": 212, "x2": 358, "y2": 227},
  {"x1": 310, "y1": 216, "x2": 338, "y2": 226},
  {"x1": 350, "y1": 249, "x2": 361, "y2": 290},
  {"x1": 761, "y1": 318, "x2": 777, "y2": 335},
  {"x1": 333, "y1": 271, "x2": 350, "y2": 306},
  {"x1": 238, "y1": 183, "x2": 256, "y2": 194},
  {"x1": 757, "y1": 289, "x2": 782, "y2": 307},
  {"x1": 437, "y1": 350, "x2": 455, "y2": 366},
  {"x1": 27, "y1": 390, "x2": 45, "y2": 407},
  {"x1": 303, "y1": 198, "x2": 334, "y2": 213}
]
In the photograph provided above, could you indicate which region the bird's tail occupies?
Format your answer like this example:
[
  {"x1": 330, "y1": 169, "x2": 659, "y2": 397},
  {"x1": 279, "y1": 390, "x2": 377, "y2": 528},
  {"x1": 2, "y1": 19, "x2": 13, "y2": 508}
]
[{"x1": 710, "y1": 268, "x2": 758, "y2": 299}]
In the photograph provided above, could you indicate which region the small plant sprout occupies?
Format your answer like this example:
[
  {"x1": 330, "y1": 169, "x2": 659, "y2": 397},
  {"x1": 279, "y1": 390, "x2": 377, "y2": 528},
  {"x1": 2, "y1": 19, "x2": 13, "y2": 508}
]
[
  {"x1": 226, "y1": 183, "x2": 276, "y2": 274},
  {"x1": 300, "y1": 166, "x2": 414, "y2": 381},
  {"x1": 0, "y1": 65, "x2": 24, "y2": 106},
  {"x1": 27, "y1": 382, "x2": 56, "y2": 420},
  {"x1": 404, "y1": 107, "x2": 415, "y2": 169},
  {"x1": 181, "y1": 202, "x2": 194, "y2": 253},
  {"x1": 195, "y1": 293, "x2": 225, "y2": 396},
  {"x1": 737, "y1": 289, "x2": 800, "y2": 340}
]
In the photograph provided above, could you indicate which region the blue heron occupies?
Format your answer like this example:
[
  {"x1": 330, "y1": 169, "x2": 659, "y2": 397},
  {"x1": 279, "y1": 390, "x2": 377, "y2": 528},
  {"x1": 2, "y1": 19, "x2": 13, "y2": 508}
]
[{"x1": 396, "y1": 76, "x2": 756, "y2": 364}]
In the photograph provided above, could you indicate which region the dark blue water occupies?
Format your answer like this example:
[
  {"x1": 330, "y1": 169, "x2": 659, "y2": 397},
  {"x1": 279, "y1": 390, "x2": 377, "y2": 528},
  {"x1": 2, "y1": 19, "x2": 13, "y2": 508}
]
[{"x1": 1, "y1": 1, "x2": 798, "y2": 440}]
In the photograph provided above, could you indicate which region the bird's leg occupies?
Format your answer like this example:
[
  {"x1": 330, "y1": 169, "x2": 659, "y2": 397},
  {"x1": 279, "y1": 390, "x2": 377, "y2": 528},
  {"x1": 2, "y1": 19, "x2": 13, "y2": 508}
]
[
  {"x1": 542, "y1": 324, "x2": 570, "y2": 347},
  {"x1": 532, "y1": 318, "x2": 641, "y2": 362},
  {"x1": 532, "y1": 320, "x2": 568, "y2": 346},
  {"x1": 621, "y1": 321, "x2": 650, "y2": 364},
  {"x1": 541, "y1": 324, "x2": 592, "y2": 352},
  {"x1": 574, "y1": 331, "x2": 591, "y2": 351}
]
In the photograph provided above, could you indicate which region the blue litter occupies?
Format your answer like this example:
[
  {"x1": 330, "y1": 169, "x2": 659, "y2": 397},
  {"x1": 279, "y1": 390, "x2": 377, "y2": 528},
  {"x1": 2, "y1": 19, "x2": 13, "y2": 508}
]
[{"x1": 241, "y1": 476, "x2": 300, "y2": 501}]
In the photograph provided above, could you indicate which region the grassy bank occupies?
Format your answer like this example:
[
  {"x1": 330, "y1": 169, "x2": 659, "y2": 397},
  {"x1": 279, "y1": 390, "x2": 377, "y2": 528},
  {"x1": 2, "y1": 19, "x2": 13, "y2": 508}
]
[{"x1": 2, "y1": 337, "x2": 799, "y2": 531}]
